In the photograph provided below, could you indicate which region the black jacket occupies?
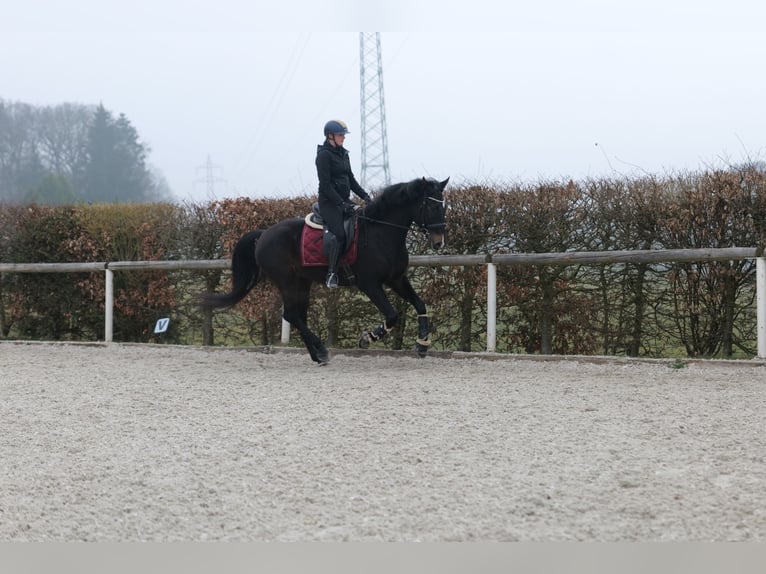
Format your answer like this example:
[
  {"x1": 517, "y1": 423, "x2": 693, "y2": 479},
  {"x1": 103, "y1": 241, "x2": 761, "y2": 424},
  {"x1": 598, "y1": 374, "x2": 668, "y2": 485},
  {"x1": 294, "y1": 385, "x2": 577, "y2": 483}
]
[{"x1": 315, "y1": 141, "x2": 369, "y2": 207}]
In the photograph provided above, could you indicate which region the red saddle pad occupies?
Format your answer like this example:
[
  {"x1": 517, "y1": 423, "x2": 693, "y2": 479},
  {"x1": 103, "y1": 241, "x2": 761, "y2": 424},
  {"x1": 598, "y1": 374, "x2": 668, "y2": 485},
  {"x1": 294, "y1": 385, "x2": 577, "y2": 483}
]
[{"x1": 300, "y1": 224, "x2": 359, "y2": 267}]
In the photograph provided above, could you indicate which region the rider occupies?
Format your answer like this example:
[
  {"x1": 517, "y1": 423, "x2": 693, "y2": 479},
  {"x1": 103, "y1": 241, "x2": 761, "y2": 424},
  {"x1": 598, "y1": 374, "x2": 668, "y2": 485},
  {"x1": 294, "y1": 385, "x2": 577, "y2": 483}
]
[{"x1": 315, "y1": 119, "x2": 371, "y2": 288}]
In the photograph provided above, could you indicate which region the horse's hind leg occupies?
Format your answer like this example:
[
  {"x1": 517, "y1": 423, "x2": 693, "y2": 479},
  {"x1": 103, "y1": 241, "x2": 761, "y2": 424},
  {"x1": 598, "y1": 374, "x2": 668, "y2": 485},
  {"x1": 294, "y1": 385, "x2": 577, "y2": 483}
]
[
  {"x1": 357, "y1": 282, "x2": 400, "y2": 349},
  {"x1": 284, "y1": 305, "x2": 328, "y2": 365},
  {"x1": 282, "y1": 285, "x2": 329, "y2": 365}
]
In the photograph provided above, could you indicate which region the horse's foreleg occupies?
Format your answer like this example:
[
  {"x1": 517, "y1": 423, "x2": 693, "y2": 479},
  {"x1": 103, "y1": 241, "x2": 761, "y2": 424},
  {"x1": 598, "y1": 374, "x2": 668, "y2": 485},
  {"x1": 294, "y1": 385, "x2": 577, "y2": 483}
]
[{"x1": 388, "y1": 276, "x2": 431, "y2": 357}]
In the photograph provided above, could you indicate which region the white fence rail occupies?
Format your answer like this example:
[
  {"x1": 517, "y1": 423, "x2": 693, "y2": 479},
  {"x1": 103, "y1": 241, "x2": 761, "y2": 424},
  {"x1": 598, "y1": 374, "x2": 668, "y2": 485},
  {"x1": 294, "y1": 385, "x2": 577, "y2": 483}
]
[{"x1": 1, "y1": 248, "x2": 764, "y2": 357}]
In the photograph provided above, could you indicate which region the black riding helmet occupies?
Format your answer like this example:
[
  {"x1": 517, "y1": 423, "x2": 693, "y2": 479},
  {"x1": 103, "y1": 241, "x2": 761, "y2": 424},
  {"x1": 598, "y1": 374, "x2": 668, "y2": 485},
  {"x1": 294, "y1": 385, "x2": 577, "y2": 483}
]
[{"x1": 324, "y1": 120, "x2": 349, "y2": 137}]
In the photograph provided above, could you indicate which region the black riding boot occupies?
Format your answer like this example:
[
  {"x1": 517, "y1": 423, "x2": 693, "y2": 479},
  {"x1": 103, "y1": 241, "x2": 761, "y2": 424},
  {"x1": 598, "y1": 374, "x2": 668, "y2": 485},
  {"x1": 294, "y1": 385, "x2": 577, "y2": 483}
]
[{"x1": 324, "y1": 231, "x2": 341, "y2": 288}]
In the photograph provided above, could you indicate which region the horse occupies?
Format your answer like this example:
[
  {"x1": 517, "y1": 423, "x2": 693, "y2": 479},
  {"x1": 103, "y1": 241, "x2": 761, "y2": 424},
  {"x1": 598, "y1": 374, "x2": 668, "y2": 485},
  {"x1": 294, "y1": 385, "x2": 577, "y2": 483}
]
[{"x1": 199, "y1": 176, "x2": 449, "y2": 365}]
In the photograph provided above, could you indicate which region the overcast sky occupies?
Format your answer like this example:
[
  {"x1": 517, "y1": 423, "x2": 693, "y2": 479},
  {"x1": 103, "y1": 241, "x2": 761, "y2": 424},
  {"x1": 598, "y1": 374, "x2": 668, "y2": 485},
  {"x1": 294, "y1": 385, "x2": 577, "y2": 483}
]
[{"x1": 3, "y1": 1, "x2": 765, "y2": 202}]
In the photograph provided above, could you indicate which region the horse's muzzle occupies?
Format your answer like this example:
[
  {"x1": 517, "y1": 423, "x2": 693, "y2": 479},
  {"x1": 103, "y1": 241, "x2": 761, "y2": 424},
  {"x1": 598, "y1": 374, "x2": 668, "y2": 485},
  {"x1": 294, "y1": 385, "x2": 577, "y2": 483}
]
[{"x1": 429, "y1": 231, "x2": 445, "y2": 250}]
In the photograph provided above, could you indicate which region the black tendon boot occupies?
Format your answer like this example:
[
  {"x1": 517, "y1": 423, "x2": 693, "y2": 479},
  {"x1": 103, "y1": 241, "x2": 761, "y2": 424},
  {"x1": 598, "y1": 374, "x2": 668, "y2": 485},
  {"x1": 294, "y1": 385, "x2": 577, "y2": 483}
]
[{"x1": 324, "y1": 231, "x2": 341, "y2": 288}]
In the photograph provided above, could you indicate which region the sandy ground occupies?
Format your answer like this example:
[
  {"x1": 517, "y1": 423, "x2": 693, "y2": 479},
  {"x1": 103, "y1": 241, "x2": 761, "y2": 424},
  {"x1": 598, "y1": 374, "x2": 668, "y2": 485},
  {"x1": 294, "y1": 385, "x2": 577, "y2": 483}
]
[{"x1": 1, "y1": 341, "x2": 765, "y2": 541}]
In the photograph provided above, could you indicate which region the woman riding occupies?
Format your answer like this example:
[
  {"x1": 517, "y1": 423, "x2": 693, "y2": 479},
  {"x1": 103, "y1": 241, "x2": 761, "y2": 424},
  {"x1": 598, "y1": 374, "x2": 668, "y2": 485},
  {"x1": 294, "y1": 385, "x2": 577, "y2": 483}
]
[{"x1": 315, "y1": 119, "x2": 371, "y2": 288}]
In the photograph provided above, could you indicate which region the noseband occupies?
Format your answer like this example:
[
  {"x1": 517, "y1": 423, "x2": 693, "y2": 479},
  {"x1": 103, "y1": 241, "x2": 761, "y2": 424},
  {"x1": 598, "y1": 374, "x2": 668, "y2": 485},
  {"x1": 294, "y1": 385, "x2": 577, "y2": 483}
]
[{"x1": 418, "y1": 194, "x2": 446, "y2": 234}]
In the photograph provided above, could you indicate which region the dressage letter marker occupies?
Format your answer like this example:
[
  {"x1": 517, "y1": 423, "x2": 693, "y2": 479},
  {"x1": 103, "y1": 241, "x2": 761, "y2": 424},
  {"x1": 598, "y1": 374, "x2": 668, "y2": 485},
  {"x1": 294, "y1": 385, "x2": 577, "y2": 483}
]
[{"x1": 154, "y1": 318, "x2": 170, "y2": 334}]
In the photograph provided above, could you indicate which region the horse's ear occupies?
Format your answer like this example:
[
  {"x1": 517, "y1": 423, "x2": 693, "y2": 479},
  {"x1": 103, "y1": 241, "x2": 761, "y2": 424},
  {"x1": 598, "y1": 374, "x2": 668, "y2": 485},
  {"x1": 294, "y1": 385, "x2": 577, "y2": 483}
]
[{"x1": 440, "y1": 177, "x2": 450, "y2": 190}]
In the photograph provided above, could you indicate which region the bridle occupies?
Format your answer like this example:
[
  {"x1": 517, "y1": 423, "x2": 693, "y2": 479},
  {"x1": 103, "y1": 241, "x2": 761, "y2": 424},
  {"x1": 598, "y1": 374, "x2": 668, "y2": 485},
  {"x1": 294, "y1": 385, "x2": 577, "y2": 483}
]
[
  {"x1": 420, "y1": 195, "x2": 446, "y2": 233},
  {"x1": 358, "y1": 192, "x2": 446, "y2": 235}
]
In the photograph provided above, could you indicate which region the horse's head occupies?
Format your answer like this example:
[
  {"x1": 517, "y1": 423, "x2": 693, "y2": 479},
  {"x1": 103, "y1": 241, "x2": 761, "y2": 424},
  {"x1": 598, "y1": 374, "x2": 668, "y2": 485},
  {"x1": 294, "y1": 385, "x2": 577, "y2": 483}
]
[
  {"x1": 363, "y1": 176, "x2": 449, "y2": 249},
  {"x1": 413, "y1": 177, "x2": 449, "y2": 249}
]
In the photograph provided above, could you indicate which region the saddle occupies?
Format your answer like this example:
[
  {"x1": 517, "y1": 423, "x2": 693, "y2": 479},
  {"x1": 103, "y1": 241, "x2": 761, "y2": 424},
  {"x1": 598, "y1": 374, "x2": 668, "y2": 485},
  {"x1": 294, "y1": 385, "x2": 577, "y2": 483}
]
[{"x1": 301, "y1": 204, "x2": 359, "y2": 267}]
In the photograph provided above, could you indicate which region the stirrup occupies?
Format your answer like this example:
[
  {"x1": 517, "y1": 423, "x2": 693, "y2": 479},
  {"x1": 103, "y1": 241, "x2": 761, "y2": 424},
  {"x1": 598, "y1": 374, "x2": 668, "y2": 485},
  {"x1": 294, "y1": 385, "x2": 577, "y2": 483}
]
[{"x1": 326, "y1": 272, "x2": 339, "y2": 288}]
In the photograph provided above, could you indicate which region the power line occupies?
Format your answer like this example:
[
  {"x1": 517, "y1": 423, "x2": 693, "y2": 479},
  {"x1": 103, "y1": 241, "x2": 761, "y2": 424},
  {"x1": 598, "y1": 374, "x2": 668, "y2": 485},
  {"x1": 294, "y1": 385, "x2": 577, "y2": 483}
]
[{"x1": 231, "y1": 34, "x2": 310, "y2": 183}]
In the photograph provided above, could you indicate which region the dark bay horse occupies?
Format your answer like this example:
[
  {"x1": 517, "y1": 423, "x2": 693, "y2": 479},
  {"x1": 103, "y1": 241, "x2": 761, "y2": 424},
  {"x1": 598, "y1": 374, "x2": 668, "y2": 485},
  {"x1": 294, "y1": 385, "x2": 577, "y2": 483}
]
[{"x1": 199, "y1": 176, "x2": 449, "y2": 364}]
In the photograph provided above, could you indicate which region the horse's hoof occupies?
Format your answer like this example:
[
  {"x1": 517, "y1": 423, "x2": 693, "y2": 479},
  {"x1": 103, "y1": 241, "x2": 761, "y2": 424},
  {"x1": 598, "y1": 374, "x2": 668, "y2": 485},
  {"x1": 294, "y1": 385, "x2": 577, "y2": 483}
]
[
  {"x1": 359, "y1": 332, "x2": 371, "y2": 349},
  {"x1": 415, "y1": 343, "x2": 429, "y2": 358},
  {"x1": 316, "y1": 350, "x2": 330, "y2": 365}
]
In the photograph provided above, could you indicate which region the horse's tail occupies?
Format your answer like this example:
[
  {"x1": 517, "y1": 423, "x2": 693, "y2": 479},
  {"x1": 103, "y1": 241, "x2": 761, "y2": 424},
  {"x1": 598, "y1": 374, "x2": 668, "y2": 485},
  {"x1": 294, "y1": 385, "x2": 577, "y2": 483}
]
[{"x1": 198, "y1": 230, "x2": 263, "y2": 309}]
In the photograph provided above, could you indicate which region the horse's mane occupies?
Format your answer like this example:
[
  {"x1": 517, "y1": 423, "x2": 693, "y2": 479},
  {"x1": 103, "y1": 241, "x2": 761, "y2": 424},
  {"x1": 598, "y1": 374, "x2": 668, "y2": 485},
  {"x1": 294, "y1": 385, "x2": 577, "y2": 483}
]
[{"x1": 363, "y1": 178, "x2": 430, "y2": 219}]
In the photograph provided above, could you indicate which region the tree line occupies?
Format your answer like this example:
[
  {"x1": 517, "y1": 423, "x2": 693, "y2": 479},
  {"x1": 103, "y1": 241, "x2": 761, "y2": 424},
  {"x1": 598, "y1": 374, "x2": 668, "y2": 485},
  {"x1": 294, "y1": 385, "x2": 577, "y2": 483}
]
[
  {"x1": 0, "y1": 99, "x2": 171, "y2": 204},
  {"x1": 2, "y1": 165, "x2": 766, "y2": 359}
]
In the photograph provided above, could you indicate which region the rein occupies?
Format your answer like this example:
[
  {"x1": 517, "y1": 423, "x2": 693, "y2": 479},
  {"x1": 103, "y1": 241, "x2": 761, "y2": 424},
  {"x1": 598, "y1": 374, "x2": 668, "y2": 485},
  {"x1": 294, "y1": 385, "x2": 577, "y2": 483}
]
[
  {"x1": 356, "y1": 212, "x2": 410, "y2": 231},
  {"x1": 357, "y1": 194, "x2": 445, "y2": 234}
]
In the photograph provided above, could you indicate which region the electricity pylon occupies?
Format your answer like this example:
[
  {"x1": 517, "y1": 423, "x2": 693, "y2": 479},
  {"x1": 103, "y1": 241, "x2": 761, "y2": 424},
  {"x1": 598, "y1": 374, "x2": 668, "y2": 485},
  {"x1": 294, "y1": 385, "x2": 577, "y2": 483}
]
[
  {"x1": 194, "y1": 155, "x2": 226, "y2": 201},
  {"x1": 359, "y1": 32, "x2": 391, "y2": 191}
]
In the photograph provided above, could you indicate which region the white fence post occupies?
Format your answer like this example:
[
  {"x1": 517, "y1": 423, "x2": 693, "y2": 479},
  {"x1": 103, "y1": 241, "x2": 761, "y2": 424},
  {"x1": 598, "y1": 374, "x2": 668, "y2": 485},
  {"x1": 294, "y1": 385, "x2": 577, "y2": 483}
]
[
  {"x1": 757, "y1": 258, "x2": 765, "y2": 358},
  {"x1": 486, "y1": 262, "x2": 497, "y2": 352},
  {"x1": 105, "y1": 268, "x2": 114, "y2": 343},
  {"x1": 281, "y1": 317, "x2": 291, "y2": 344}
]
